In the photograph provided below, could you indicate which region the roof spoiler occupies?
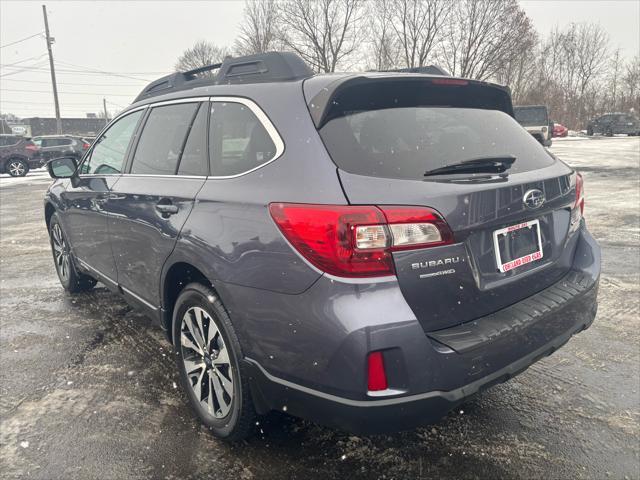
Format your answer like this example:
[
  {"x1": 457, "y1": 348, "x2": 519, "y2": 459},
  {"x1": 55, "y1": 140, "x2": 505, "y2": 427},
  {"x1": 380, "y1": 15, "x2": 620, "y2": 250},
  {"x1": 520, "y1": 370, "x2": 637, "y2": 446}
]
[{"x1": 134, "y1": 51, "x2": 314, "y2": 103}]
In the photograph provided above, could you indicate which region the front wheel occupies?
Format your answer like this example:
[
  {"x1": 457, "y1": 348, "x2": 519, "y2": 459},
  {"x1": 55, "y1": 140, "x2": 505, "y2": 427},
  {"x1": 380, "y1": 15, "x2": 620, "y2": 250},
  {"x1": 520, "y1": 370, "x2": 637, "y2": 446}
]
[
  {"x1": 49, "y1": 213, "x2": 97, "y2": 292},
  {"x1": 587, "y1": 127, "x2": 594, "y2": 136},
  {"x1": 7, "y1": 159, "x2": 28, "y2": 177},
  {"x1": 173, "y1": 283, "x2": 256, "y2": 441}
]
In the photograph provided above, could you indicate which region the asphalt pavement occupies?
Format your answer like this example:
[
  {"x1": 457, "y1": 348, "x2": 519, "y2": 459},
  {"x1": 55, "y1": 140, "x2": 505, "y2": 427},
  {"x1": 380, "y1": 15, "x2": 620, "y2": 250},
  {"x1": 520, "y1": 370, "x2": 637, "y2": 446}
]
[{"x1": 1, "y1": 136, "x2": 639, "y2": 479}]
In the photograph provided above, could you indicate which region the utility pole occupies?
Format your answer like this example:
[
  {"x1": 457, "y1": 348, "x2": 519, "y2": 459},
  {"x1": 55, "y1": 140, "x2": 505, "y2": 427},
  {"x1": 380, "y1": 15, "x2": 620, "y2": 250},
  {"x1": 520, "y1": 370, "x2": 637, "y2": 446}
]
[
  {"x1": 103, "y1": 98, "x2": 109, "y2": 125},
  {"x1": 42, "y1": 5, "x2": 61, "y2": 134}
]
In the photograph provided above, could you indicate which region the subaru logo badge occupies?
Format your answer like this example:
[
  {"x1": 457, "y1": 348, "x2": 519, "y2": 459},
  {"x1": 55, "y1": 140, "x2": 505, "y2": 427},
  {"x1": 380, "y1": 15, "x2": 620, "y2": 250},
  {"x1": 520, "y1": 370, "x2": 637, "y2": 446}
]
[{"x1": 523, "y1": 189, "x2": 545, "y2": 209}]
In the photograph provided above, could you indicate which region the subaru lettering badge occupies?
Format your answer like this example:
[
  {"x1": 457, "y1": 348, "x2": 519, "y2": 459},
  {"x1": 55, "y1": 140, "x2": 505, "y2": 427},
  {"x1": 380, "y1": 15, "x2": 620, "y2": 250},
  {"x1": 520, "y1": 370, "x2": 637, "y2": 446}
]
[{"x1": 523, "y1": 189, "x2": 545, "y2": 209}]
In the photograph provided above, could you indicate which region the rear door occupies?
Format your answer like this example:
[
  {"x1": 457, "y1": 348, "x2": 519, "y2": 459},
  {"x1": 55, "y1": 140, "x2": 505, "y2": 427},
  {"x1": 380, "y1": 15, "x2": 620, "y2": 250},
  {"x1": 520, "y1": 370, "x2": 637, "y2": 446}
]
[
  {"x1": 104, "y1": 99, "x2": 208, "y2": 309},
  {"x1": 312, "y1": 78, "x2": 579, "y2": 332}
]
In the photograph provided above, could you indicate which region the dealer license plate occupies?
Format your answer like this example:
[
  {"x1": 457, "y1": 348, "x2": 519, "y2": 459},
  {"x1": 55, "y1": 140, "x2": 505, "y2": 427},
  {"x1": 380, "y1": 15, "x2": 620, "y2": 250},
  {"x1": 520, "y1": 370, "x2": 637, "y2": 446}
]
[{"x1": 493, "y1": 219, "x2": 543, "y2": 273}]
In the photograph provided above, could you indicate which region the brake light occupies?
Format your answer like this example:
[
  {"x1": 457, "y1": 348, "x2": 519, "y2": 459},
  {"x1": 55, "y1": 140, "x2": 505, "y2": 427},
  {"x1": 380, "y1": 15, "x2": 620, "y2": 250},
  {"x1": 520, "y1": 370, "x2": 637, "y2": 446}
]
[
  {"x1": 269, "y1": 203, "x2": 453, "y2": 278},
  {"x1": 367, "y1": 351, "x2": 388, "y2": 391},
  {"x1": 25, "y1": 144, "x2": 38, "y2": 152},
  {"x1": 82, "y1": 142, "x2": 90, "y2": 150},
  {"x1": 431, "y1": 78, "x2": 468, "y2": 86}
]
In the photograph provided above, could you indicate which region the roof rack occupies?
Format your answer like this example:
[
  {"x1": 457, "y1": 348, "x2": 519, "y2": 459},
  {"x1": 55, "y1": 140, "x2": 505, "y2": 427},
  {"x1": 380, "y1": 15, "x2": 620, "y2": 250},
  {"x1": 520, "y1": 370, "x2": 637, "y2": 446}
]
[{"x1": 134, "y1": 51, "x2": 314, "y2": 103}]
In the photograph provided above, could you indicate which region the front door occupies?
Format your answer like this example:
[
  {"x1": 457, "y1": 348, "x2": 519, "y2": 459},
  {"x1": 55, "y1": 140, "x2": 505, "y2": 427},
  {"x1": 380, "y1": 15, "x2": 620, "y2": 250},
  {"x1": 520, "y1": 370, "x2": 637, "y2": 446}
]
[
  {"x1": 105, "y1": 100, "x2": 209, "y2": 308},
  {"x1": 60, "y1": 109, "x2": 145, "y2": 282}
]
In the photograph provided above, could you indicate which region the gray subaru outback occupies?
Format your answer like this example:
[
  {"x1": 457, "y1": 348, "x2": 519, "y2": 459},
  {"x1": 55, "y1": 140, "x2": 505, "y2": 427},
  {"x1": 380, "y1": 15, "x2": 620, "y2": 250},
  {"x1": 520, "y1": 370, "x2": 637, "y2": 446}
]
[{"x1": 44, "y1": 52, "x2": 600, "y2": 440}]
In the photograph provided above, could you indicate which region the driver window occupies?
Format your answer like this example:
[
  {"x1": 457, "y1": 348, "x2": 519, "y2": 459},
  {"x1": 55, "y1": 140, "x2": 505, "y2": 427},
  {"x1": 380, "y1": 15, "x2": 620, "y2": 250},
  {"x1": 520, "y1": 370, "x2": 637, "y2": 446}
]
[{"x1": 81, "y1": 110, "x2": 143, "y2": 175}]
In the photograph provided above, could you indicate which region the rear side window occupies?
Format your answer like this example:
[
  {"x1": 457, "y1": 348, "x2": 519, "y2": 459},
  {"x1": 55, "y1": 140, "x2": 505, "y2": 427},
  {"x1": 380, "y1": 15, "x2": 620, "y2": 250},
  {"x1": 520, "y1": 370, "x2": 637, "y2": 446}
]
[
  {"x1": 320, "y1": 107, "x2": 555, "y2": 180},
  {"x1": 130, "y1": 103, "x2": 199, "y2": 175},
  {"x1": 0, "y1": 136, "x2": 19, "y2": 146},
  {"x1": 81, "y1": 110, "x2": 143, "y2": 175},
  {"x1": 209, "y1": 102, "x2": 277, "y2": 176},
  {"x1": 177, "y1": 103, "x2": 208, "y2": 176}
]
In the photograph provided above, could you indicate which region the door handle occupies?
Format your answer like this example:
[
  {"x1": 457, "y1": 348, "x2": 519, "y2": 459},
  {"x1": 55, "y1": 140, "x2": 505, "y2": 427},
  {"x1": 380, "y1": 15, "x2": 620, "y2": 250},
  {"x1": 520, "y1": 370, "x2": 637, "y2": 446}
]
[{"x1": 155, "y1": 202, "x2": 179, "y2": 216}]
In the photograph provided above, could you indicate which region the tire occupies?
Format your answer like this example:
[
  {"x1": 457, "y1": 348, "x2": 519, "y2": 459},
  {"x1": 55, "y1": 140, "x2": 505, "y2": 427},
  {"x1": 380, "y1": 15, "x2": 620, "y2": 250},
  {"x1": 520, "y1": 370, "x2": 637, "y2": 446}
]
[
  {"x1": 587, "y1": 127, "x2": 593, "y2": 136},
  {"x1": 172, "y1": 283, "x2": 256, "y2": 441},
  {"x1": 49, "y1": 213, "x2": 97, "y2": 293},
  {"x1": 605, "y1": 127, "x2": 613, "y2": 137},
  {"x1": 7, "y1": 158, "x2": 29, "y2": 177}
]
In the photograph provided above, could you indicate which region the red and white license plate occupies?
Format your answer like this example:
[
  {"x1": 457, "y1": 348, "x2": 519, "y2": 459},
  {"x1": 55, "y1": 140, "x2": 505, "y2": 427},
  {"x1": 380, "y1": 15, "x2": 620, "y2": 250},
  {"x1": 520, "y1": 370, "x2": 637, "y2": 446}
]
[{"x1": 492, "y1": 219, "x2": 543, "y2": 273}]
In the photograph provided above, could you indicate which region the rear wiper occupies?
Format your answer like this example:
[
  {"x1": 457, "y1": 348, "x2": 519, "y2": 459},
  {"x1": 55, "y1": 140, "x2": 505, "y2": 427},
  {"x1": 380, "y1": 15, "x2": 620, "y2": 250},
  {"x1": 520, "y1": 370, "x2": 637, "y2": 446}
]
[{"x1": 424, "y1": 156, "x2": 516, "y2": 177}]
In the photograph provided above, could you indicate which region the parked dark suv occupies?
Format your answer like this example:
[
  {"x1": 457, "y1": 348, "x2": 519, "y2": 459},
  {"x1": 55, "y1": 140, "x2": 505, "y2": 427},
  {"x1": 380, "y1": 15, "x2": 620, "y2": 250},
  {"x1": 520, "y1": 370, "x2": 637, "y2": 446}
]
[
  {"x1": 32, "y1": 135, "x2": 90, "y2": 163},
  {"x1": 587, "y1": 113, "x2": 640, "y2": 136},
  {"x1": 0, "y1": 134, "x2": 40, "y2": 176},
  {"x1": 44, "y1": 52, "x2": 600, "y2": 440}
]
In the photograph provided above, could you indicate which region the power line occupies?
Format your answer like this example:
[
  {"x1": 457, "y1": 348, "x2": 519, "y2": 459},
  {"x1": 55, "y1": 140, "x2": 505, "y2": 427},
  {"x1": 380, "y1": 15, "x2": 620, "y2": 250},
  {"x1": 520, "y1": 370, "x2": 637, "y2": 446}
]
[
  {"x1": 1, "y1": 54, "x2": 49, "y2": 68},
  {"x1": 1, "y1": 78, "x2": 146, "y2": 87},
  {"x1": 1, "y1": 88, "x2": 135, "y2": 97},
  {"x1": 1, "y1": 99, "x2": 107, "y2": 106},
  {"x1": 0, "y1": 32, "x2": 44, "y2": 49}
]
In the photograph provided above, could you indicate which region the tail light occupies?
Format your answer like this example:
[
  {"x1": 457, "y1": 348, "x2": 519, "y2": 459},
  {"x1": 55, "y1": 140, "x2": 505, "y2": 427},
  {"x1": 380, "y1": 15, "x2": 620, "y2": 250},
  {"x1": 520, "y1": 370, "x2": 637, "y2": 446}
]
[
  {"x1": 269, "y1": 203, "x2": 454, "y2": 278},
  {"x1": 367, "y1": 351, "x2": 388, "y2": 391},
  {"x1": 25, "y1": 144, "x2": 38, "y2": 152},
  {"x1": 82, "y1": 142, "x2": 90, "y2": 150}
]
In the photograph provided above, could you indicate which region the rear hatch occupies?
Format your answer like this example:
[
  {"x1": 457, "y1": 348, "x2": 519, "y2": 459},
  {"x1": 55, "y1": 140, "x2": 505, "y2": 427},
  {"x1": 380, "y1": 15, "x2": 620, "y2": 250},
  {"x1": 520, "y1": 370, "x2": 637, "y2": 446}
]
[{"x1": 307, "y1": 76, "x2": 580, "y2": 332}]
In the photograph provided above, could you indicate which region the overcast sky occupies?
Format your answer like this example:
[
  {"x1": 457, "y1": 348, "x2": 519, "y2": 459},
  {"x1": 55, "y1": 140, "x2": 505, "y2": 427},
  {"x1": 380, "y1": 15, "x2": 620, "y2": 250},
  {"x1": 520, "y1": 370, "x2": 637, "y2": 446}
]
[{"x1": 1, "y1": 0, "x2": 638, "y2": 119}]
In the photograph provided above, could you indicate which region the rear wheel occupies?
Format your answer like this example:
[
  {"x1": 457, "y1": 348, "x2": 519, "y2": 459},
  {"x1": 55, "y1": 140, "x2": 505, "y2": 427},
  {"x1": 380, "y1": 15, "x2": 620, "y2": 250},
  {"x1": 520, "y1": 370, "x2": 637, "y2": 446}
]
[
  {"x1": 7, "y1": 158, "x2": 28, "y2": 177},
  {"x1": 49, "y1": 213, "x2": 97, "y2": 292},
  {"x1": 605, "y1": 127, "x2": 613, "y2": 137},
  {"x1": 587, "y1": 126, "x2": 593, "y2": 136},
  {"x1": 173, "y1": 283, "x2": 256, "y2": 441}
]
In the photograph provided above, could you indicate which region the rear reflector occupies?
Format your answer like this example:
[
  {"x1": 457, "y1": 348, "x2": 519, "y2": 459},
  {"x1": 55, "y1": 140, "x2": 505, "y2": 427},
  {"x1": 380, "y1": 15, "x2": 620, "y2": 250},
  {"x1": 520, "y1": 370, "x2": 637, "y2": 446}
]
[
  {"x1": 269, "y1": 203, "x2": 453, "y2": 278},
  {"x1": 367, "y1": 351, "x2": 388, "y2": 391}
]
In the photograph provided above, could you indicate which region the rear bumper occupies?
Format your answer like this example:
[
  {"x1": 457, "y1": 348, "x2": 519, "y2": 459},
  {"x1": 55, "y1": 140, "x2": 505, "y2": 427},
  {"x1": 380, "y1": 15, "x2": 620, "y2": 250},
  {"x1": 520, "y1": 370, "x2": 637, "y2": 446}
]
[{"x1": 243, "y1": 227, "x2": 600, "y2": 434}]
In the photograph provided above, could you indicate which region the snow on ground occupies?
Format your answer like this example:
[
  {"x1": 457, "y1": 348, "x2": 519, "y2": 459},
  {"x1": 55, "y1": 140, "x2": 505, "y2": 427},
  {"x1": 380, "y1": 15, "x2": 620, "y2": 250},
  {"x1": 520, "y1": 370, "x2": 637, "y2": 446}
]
[{"x1": 0, "y1": 169, "x2": 52, "y2": 189}]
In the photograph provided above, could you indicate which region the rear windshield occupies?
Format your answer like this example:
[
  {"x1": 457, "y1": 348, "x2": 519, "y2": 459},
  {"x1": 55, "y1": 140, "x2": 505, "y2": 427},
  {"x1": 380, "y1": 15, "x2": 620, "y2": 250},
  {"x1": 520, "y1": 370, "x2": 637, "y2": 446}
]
[
  {"x1": 514, "y1": 107, "x2": 548, "y2": 126},
  {"x1": 319, "y1": 107, "x2": 555, "y2": 180}
]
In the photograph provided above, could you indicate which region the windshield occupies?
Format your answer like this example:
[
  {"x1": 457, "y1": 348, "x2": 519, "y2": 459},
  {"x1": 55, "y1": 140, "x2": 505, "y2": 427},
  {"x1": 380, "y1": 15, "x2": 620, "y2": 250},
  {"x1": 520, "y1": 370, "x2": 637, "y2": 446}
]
[
  {"x1": 319, "y1": 107, "x2": 555, "y2": 180},
  {"x1": 514, "y1": 106, "x2": 549, "y2": 126}
]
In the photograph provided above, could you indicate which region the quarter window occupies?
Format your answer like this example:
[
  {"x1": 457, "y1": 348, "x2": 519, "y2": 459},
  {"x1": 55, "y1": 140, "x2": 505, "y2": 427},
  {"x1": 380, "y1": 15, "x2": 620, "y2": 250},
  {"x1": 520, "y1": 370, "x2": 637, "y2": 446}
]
[
  {"x1": 81, "y1": 110, "x2": 143, "y2": 175},
  {"x1": 130, "y1": 103, "x2": 199, "y2": 175},
  {"x1": 209, "y1": 102, "x2": 277, "y2": 176}
]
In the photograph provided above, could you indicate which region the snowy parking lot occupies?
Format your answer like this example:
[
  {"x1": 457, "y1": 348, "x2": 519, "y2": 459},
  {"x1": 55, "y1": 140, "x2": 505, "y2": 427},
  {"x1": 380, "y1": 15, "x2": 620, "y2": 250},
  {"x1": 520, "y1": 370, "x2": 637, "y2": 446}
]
[{"x1": 0, "y1": 136, "x2": 638, "y2": 479}]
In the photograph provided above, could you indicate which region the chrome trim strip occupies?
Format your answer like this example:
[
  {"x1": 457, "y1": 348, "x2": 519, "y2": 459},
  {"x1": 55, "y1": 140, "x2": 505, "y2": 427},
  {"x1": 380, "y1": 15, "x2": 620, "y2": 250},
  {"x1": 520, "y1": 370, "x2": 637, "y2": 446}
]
[
  {"x1": 148, "y1": 96, "x2": 210, "y2": 108},
  {"x1": 121, "y1": 285, "x2": 159, "y2": 311},
  {"x1": 76, "y1": 259, "x2": 158, "y2": 311},
  {"x1": 76, "y1": 259, "x2": 117, "y2": 286},
  {"x1": 87, "y1": 96, "x2": 285, "y2": 181},
  {"x1": 116, "y1": 174, "x2": 206, "y2": 179}
]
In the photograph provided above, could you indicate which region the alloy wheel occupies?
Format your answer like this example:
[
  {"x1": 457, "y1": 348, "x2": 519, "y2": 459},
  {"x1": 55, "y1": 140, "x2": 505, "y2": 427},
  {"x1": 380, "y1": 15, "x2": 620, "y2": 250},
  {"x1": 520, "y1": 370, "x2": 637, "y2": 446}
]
[
  {"x1": 180, "y1": 307, "x2": 234, "y2": 418},
  {"x1": 8, "y1": 161, "x2": 26, "y2": 176},
  {"x1": 51, "y1": 223, "x2": 70, "y2": 282}
]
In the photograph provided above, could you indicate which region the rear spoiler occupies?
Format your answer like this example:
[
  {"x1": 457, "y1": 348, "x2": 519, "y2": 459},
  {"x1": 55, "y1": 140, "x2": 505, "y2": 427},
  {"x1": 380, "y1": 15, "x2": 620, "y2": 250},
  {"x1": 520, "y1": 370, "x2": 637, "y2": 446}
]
[{"x1": 305, "y1": 76, "x2": 513, "y2": 129}]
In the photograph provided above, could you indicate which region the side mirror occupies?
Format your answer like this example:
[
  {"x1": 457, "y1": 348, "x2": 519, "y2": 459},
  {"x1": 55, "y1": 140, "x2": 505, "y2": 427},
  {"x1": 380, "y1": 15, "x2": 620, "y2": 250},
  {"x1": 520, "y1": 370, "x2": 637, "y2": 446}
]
[{"x1": 47, "y1": 157, "x2": 78, "y2": 179}]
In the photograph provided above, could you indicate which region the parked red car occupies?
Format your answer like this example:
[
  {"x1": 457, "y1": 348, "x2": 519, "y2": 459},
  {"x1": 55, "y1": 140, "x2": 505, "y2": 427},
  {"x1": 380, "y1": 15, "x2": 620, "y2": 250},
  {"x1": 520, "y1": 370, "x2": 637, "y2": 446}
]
[{"x1": 553, "y1": 123, "x2": 568, "y2": 138}]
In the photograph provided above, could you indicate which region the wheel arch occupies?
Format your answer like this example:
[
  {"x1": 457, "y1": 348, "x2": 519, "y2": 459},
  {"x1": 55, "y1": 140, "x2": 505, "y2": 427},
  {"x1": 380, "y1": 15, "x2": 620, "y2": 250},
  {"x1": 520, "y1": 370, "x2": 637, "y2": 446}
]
[
  {"x1": 161, "y1": 261, "x2": 218, "y2": 343},
  {"x1": 44, "y1": 201, "x2": 56, "y2": 229}
]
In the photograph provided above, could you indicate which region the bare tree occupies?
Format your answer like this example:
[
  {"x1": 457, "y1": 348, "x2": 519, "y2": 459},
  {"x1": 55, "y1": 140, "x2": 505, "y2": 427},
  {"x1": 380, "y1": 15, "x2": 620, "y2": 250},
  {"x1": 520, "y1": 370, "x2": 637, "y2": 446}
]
[
  {"x1": 606, "y1": 48, "x2": 624, "y2": 112},
  {"x1": 366, "y1": 0, "x2": 400, "y2": 70},
  {"x1": 235, "y1": 0, "x2": 282, "y2": 55},
  {"x1": 385, "y1": 0, "x2": 451, "y2": 69},
  {"x1": 622, "y1": 55, "x2": 640, "y2": 114},
  {"x1": 175, "y1": 41, "x2": 231, "y2": 76},
  {"x1": 278, "y1": 0, "x2": 366, "y2": 72},
  {"x1": 439, "y1": 0, "x2": 536, "y2": 81}
]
